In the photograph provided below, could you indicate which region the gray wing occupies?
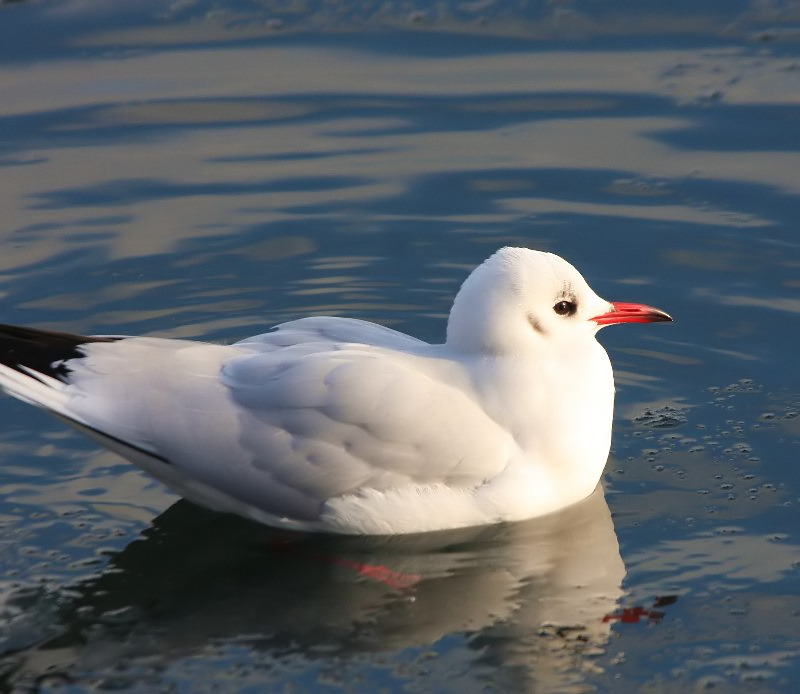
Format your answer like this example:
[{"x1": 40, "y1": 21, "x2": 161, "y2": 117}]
[
  {"x1": 218, "y1": 343, "x2": 514, "y2": 513},
  {"x1": 234, "y1": 316, "x2": 427, "y2": 352},
  {"x1": 51, "y1": 328, "x2": 512, "y2": 526}
]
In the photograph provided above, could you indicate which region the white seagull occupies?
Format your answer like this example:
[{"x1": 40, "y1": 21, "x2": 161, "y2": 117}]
[{"x1": 0, "y1": 248, "x2": 671, "y2": 535}]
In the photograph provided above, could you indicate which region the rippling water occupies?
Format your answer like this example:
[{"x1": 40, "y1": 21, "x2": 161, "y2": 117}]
[{"x1": 1, "y1": 1, "x2": 799, "y2": 691}]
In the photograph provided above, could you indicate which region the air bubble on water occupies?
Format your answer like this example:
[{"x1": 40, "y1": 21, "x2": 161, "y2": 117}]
[
  {"x1": 98, "y1": 605, "x2": 142, "y2": 626},
  {"x1": 715, "y1": 526, "x2": 744, "y2": 534},
  {"x1": 767, "y1": 533, "x2": 788, "y2": 542},
  {"x1": 634, "y1": 405, "x2": 688, "y2": 429}
]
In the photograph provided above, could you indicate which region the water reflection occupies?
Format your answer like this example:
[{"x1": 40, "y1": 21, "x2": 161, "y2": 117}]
[
  {"x1": 3, "y1": 44, "x2": 798, "y2": 270},
  {"x1": 3, "y1": 486, "x2": 624, "y2": 690}
]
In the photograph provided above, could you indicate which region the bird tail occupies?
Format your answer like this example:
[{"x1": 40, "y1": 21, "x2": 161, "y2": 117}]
[{"x1": 0, "y1": 324, "x2": 118, "y2": 420}]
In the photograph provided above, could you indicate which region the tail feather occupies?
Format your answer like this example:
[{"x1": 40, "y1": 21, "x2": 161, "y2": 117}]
[
  {"x1": 0, "y1": 325, "x2": 170, "y2": 464},
  {"x1": 0, "y1": 324, "x2": 121, "y2": 421},
  {"x1": 0, "y1": 361, "x2": 74, "y2": 416},
  {"x1": 0, "y1": 324, "x2": 119, "y2": 383}
]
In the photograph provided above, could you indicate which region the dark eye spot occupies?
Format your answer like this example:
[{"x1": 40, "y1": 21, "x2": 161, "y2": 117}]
[{"x1": 553, "y1": 300, "x2": 577, "y2": 317}]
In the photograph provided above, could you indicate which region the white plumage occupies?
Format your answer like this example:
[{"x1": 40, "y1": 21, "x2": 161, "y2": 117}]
[{"x1": 0, "y1": 247, "x2": 671, "y2": 534}]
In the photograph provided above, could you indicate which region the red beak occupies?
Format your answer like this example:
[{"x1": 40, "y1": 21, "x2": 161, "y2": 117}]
[{"x1": 591, "y1": 302, "x2": 673, "y2": 326}]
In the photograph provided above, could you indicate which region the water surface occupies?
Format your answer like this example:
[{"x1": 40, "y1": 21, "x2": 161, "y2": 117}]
[{"x1": 0, "y1": 1, "x2": 799, "y2": 691}]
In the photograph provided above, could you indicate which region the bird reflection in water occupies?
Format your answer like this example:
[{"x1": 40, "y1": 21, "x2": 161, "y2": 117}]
[{"x1": 2, "y1": 486, "x2": 642, "y2": 691}]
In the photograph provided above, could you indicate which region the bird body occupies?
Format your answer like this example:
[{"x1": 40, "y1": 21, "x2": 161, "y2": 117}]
[{"x1": 0, "y1": 248, "x2": 671, "y2": 534}]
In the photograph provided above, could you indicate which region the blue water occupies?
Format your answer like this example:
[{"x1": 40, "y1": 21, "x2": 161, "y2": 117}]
[{"x1": 1, "y1": 1, "x2": 799, "y2": 691}]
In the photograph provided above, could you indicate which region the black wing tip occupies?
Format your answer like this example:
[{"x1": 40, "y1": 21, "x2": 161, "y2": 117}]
[{"x1": 0, "y1": 323, "x2": 120, "y2": 382}]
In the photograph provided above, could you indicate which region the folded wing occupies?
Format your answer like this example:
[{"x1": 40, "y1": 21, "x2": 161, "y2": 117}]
[{"x1": 0, "y1": 320, "x2": 514, "y2": 529}]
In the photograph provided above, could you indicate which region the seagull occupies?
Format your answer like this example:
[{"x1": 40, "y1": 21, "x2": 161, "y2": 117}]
[{"x1": 0, "y1": 247, "x2": 671, "y2": 535}]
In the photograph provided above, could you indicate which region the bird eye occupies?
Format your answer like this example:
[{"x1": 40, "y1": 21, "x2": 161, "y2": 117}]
[{"x1": 553, "y1": 300, "x2": 577, "y2": 316}]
